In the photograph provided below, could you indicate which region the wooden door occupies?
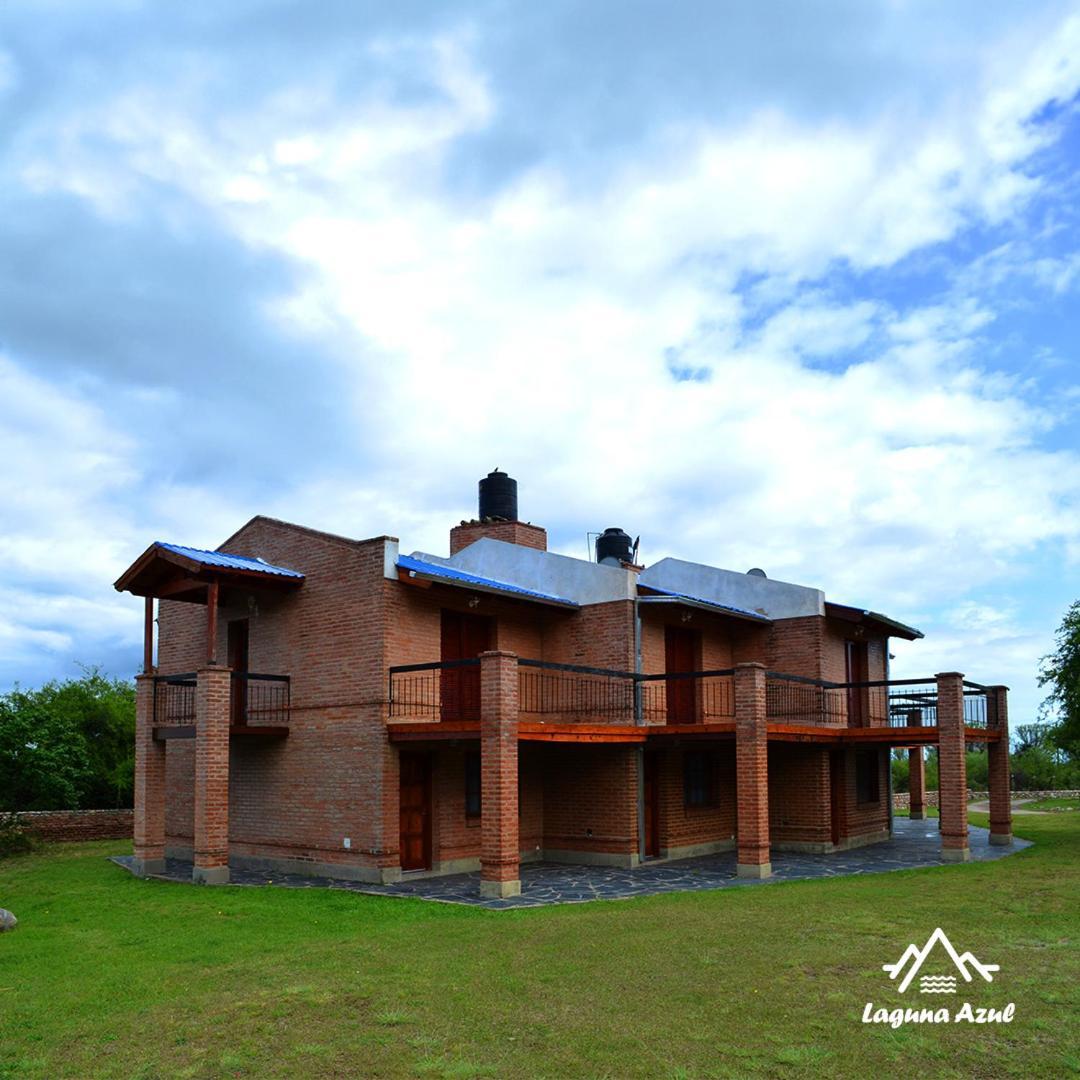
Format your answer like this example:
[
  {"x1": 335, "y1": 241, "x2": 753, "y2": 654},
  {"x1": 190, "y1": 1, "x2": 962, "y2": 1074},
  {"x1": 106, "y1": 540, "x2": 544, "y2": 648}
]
[
  {"x1": 845, "y1": 640, "x2": 868, "y2": 727},
  {"x1": 399, "y1": 752, "x2": 432, "y2": 871},
  {"x1": 440, "y1": 610, "x2": 491, "y2": 721},
  {"x1": 643, "y1": 752, "x2": 660, "y2": 858},
  {"x1": 830, "y1": 750, "x2": 846, "y2": 846},
  {"x1": 227, "y1": 619, "x2": 249, "y2": 726},
  {"x1": 665, "y1": 626, "x2": 699, "y2": 723}
]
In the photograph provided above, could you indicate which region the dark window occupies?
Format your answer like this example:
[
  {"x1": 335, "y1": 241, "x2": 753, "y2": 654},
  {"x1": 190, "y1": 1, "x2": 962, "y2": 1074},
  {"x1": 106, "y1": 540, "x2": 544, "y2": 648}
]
[
  {"x1": 855, "y1": 749, "x2": 880, "y2": 804},
  {"x1": 683, "y1": 751, "x2": 715, "y2": 808},
  {"x1": 465, "y1": 751, "x2": 481, "y2": 818}
]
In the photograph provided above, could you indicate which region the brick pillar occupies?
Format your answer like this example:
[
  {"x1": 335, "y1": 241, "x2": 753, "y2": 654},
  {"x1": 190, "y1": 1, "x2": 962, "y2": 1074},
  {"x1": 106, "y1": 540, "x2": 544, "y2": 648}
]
[
  {"x1": 908, "y1": 707, "x2": 926, "y2": 820},
  {"x1": 132, "y1": 674, "x2": 166, "y2": 876},
  {"x1": 735, "y1": 663, "x2": 771, "y2": 878},
  {"x1": 480, "y1": 651, "x2": 520, "y2": 899},
  {"x1": 908, "y1": 747, "x2": 927, "y2": 819},
  {"x1": 987, "y1": 686, "x2": 1013, "y2": 846},
  {"x1": 936, "y1": 672, "x2": 969, "y2": 862},
  {"x1": 193, "y1": 666, "x2": 231, "y2": 884}
]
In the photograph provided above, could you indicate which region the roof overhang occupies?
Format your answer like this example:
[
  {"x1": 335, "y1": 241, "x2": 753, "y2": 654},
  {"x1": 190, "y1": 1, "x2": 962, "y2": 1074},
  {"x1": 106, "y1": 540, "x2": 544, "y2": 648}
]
[
  {"x1": 114, "y1": 542, "x2": 305, "y2": 602},
  {"x1": 397, "y1": 555, "x2": 579, "y2": 609},
  {"x1": 636, "y1": 586, "x2": 771, "y2": 625},
  {"x1": 825, "y1": 601, "x2": 923, "y2": 641}
]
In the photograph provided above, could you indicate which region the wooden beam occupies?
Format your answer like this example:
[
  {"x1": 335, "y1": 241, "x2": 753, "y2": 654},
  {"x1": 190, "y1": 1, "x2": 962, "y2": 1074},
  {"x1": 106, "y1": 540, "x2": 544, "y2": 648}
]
[
  {"x1": 143, "y1": 596, "x2": 154, "y2": 674},
  {"x1": 206, "y1": 580, "x2": 219, "y2": 665}
]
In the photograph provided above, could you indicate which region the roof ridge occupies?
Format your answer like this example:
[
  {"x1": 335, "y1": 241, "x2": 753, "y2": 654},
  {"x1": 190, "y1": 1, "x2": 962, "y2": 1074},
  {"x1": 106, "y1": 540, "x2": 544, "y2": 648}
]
[{"x1": 217, "y1": 515, "x2": 397, "y2": 553}]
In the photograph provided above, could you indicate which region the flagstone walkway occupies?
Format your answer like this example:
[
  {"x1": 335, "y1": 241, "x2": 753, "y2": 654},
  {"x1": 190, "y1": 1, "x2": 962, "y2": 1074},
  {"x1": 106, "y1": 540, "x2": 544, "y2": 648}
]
[{"x1": 111, "y1": 818, "x2": 1030, "y2": 909}]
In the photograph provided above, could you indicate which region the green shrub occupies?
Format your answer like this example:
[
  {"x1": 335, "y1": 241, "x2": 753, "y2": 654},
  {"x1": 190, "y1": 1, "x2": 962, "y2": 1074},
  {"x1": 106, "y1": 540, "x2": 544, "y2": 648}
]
[{"x1": 0, "y1": 812, "x2": 37, "y2": 858}]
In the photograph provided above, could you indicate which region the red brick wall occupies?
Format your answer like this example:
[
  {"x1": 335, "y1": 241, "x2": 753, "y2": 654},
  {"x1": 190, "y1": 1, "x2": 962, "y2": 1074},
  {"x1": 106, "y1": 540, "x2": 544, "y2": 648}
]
[
  {"x1": 450, "y1": 521, "x2": 547, "y2": 554},
  {"x1": 16, "y1": 809, "x2": 133, "y2": 842},
  {"x1": 837, "y1": 747, "x2": 890, "y2": 840},
  {"x1": 768, "y1": 745, "x2": 832, "y2": 844},
  {"x1": 543, "y1": 600, "x2": 636, "y2": 670},
  {"x1": 767, "y1": 616, "x2": 823, "y2": 679},
  {"x1": 657, "y1": 746, "x2": 737, "y2": 850},
  {"x1": 541, "y1": 744, "x2": 638, "y2": 856},
  {"x1": 157, "y1": 518, "x2": 398, "y2": 873}
]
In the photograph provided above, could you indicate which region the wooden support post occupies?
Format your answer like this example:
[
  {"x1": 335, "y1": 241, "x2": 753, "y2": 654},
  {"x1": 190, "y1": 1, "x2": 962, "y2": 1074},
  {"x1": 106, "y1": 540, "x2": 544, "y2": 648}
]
[
  {"x1": 206, "y1": 580, "x2": 219, "y2": 666},
  {"x1": 143, "y1": 596, "x2": 155, "y2": 674}
]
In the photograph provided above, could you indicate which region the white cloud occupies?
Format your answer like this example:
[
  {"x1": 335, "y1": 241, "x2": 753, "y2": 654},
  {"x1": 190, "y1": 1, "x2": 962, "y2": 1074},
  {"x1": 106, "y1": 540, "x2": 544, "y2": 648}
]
[{"x1": 1, "y1": 3, "x2": 1079, "y2": 724}]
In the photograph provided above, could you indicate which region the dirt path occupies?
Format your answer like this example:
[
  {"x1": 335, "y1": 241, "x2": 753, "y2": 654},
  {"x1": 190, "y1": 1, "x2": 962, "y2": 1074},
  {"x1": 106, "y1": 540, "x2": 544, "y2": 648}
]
[{"x1": 968, "y1": 798, "x2": 1047, "y2": 815}]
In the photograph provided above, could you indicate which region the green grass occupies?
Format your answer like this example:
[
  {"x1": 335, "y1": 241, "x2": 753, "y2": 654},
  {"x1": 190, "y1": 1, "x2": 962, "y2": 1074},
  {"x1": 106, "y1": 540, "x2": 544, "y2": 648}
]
[
  {"x1": 1, "y1": 811, "x2": 1078, "y2": 1079},
  {"x1": 1022, "y1": 797, "x2": 1080, "y2": 812}
]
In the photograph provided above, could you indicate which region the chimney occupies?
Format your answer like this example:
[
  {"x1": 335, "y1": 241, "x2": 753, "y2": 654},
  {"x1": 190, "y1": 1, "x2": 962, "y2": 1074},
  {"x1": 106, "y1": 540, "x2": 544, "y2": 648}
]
[{"x1": 450, "y1": 470, "x2": 548, "y2": 555}]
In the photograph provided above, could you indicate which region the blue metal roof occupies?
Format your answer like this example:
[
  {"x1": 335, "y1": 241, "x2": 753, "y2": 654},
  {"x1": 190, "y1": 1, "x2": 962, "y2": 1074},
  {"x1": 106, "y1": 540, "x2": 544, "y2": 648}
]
[
  {"x1": 636, "y1": 584, "x2": 771, "y2": 623},
  {"x1": 157, "y1": 542, "x2": 304, "y2": 579},
  {"x1": 397, "y1": 555, "x2": 578, "y2": 608}
]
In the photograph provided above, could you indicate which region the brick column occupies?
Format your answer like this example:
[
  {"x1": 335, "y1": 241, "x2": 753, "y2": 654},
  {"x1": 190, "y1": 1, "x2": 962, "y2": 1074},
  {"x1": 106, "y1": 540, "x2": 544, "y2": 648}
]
[
  {"x1": 987, "y1": 686, "x2": 1013, "y2": 846},
  {"x1": 132, "y1": 674, "x2": 166, "y2": 876},
  {"x1": 908, "y1": 708, "x2": 927, "y2": 820},
  {"x1": 936, "y1": 672, "x2": 969, "y2": 862},
  {"x1": 735, "y1": 662, "x2": 771, "y2": 878},
  {"x1": 908, "y1": 747, "x2": 927, "y2": 819},
  {"x1": 480, "y1": 651, "x2": 520, "y2": 899},
  {"x1": 193, "y1": 666, "x2": 231, "y2": 884}
]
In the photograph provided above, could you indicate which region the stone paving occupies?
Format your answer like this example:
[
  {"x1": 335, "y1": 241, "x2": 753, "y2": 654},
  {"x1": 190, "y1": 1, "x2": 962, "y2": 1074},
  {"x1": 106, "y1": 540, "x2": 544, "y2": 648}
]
[{"x1": 111, "y1": 819, "x2": 1031, "y2": 910}]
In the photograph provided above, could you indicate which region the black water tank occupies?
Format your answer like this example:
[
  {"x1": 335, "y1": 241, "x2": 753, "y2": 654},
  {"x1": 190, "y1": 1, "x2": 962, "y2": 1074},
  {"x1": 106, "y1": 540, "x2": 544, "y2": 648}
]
[
  {"x1": 596, "y1": 527, "x2": 633, "y2": 565},
  {"x1": 478, "y1": 469, "x2": 518, "y2": 521}
]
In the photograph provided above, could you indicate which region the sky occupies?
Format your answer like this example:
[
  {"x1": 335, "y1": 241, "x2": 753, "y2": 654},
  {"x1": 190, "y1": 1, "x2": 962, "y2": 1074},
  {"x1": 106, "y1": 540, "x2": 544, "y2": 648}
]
[{"x1": 1, "y1": 1, "x2": 1079, "y2": 724}]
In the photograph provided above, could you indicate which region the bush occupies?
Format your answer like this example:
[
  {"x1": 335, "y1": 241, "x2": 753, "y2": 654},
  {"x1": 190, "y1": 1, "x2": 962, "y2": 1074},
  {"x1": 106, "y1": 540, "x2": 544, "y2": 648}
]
[
  {"x1": 0, "y1": 812, "x2": 37, "y2": 858},
  {"x1": 0, "y1": 668, "x2": 135, "y2": 811}
]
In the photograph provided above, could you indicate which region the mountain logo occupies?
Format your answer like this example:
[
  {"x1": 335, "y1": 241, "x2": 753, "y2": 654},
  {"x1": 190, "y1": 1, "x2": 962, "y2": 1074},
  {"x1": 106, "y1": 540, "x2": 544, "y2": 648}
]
[{"x1": 883, "y1": 928, "x2": 999, "y2": 994}]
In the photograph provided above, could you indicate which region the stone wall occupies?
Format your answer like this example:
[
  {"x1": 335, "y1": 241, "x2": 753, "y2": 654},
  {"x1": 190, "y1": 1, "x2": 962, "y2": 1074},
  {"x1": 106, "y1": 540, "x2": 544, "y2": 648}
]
[
  {"x1": 892, "y1": 789, "x2": 1080, "y2": 810},
  {"x1": 15, "y1": 809, "x2": 133, "y2": 842}
]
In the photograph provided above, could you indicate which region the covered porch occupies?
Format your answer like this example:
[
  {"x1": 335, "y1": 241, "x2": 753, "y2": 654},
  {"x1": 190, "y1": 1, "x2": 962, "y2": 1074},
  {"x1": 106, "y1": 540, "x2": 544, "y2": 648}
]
[
  {"x1": 388, "y1": 654, "x2": 1015, "y2": 896},
  {"x1": 115, "y1": 541, "x2": 303, "y2": 884}
]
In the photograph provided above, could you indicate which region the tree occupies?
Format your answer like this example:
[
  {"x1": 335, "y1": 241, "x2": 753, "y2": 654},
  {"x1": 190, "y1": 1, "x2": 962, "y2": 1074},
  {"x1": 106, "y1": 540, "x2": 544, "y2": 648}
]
[
  {"x1": 1010, "y1": 722, "x2": 1080, "y2": 791},
  {"x1": 0, "y1": 668, "x2": 135, "y2": 811},
  {"x1": 1039, "y1": 600, "x2": 1080, "y2": 757}
]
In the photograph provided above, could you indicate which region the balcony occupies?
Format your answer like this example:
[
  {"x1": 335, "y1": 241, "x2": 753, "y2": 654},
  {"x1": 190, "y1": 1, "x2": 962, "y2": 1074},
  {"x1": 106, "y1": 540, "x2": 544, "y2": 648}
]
[
  {"x1": 388, "y1": 659, "x2": 1001, "y2": 746},
  {"x1": 152, "y1": 671, "x2": 290, "y2": 740},
  {"x1": 388, "y1": 659, "x2": 736, "y2": 728}
]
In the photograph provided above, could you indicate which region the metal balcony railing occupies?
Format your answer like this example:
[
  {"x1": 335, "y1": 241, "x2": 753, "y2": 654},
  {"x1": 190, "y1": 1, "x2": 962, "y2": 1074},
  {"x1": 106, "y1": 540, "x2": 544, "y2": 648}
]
[{"x1": 152, "y1": 671, "x2": 290, "y2": 726}]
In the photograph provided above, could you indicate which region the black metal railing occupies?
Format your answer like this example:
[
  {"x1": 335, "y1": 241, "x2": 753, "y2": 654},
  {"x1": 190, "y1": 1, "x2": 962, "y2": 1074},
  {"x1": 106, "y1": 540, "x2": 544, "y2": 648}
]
[
  {"x1": 766, "y1": 676, "x2": 943, "y2": 728},
  {"x1": 232, "y1": 672, "x2": 290, "y2": 726},
  {"x1": 962, "y1": 681, "x2": 988, "y2": 729},
  {"x1": 388, "y1": 660, "x2": 995, "y2": 731},
  {"x1": 518, "y1": 660, "x2": 636, "y2": 722},
  {"x1": 389, "y1": 658, "x2": 735, "y2": 725},
  {"x1": 152, "y1": 671, "x2": 290, "y2": 726},
  {"x1": 389, "y1": 659, "x2": 482, "y2": 722},
  {"x1": 153, "y1": 673, "x2": 196, "y2": 725},
  {"x1": 639, "y1": 670, "x2": 735, "y2": 723}
]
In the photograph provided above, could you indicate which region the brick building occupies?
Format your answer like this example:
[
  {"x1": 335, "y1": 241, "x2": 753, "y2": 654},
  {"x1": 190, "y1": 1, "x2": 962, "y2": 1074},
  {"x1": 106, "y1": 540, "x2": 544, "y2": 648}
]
[{"x1": 116, "y1": 471, "x2": 1013, "y2": 895}]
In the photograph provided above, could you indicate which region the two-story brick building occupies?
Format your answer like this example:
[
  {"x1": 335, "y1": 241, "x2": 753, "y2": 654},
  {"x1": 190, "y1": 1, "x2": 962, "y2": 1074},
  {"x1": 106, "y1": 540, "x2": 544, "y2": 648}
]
[{"x1": 116, "y1": 471, "x2": 1013, "y2": 896}]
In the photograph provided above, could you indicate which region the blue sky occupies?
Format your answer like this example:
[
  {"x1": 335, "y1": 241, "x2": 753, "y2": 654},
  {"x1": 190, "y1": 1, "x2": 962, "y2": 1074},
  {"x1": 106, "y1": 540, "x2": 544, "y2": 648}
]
[{"x1": 1, "y1": 1, "x2": 1079, "y2": 724}]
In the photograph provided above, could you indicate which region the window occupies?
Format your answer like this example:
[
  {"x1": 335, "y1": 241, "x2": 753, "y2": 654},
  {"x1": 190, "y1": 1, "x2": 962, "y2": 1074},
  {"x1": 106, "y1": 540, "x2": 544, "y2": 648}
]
[
  {"x1": 465, "y1": 751, "x2": 481, "y2": 818},
  {"x1": 683, "y1": 751, "x2": 715, "y2": 808},
  {"x1": 855, "y1": 749, "x2": 880, "y2": 805}
]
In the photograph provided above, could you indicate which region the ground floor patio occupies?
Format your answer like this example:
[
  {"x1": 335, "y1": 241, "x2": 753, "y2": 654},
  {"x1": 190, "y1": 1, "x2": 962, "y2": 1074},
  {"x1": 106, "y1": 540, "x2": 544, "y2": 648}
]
[{"x1": 114, "y1": 818, "x2": 1030, "y2": 909}]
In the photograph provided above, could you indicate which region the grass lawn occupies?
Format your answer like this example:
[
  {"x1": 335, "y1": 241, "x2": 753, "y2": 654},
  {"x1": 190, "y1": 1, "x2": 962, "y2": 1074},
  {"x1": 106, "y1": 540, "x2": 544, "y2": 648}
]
[{"x1": 1, "y1": 811, "x2": 1077, "y2": 1079}]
